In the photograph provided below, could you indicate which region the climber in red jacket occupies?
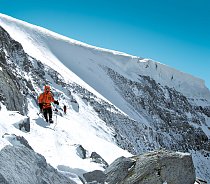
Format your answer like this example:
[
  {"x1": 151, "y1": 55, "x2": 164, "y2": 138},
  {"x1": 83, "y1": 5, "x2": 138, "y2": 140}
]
[{"x1": 38, "y1": 85, "x2": 59, "y2": 123}]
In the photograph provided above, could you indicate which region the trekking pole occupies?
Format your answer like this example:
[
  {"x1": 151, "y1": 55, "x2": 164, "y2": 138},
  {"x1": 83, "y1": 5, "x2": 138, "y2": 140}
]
[{"x1": 53, "y1": 109, "x2": 58, "y2": 130}]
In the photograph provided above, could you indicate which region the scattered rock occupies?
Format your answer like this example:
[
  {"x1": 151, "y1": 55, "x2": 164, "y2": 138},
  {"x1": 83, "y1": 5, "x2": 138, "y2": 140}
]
[
  {"x1": 90, "y1": 152, "x2": 109, "y2": 169},
  {"x1": 19, "y1": 116, "x2": 30, "y2": 132},
  {"x1": 75, "y1": 144, "x2": 87, "y2": 159}
]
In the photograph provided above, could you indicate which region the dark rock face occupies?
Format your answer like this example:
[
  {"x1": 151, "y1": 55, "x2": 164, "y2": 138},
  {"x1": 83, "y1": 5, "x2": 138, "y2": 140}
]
[
  {"x1": 0, "y1": 145, "x2": 76, "y2": 184},
  {"x1": 69, "y1": 82, "x2": 152, "y2": 154},
  {"x1": 0, "y1": 55, "x2": 27, "y2": 114},
  {"x1": 105, "y1": 67, "x2": 210, "y2": 152},
  {"x1": 0, "y1": 26, "x2": 30, "y2": 114},
  {"x1": 202, "y1": 106, "x2": 210, "y2": 117},
  {"x1": 0, "y1": 26, "x2": 29, "y2": 114}
]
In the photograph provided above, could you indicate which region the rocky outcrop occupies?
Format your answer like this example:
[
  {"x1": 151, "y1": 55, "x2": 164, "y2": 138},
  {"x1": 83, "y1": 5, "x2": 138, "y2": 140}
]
[
  {"x1": 104, "y1": 156, "x2": 135, "y2": 184},
  {"x1": 0, "y1": 53, "x2": 27, "y2": 114},
  {"x1": 119, "y1": 150, "x2": 196, "y2": 184},
  {"x1": 83, "y1": 150, "x2": 196, "y2": 184},
  {"x1": 0, "y1": 26, "x2": 57, "y2": 114},
  {"x1": 105, "y1": 67, "x2": 210, "y2": 152},
  {"x1": 0, "y1": 26, "x2": 29, "y2": 114},
  {"x1": 0, "y1": 145, "x2": 76, "y2": 184}
]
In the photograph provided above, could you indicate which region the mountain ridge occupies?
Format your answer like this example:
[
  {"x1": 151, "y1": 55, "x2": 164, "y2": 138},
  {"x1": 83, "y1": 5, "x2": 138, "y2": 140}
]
[
  {"x1": 0, "y1": 13, "x2": 209, "y2": 102},
  {"x1": 0, "y1": 13, "x2": 210, "y2": 182}
]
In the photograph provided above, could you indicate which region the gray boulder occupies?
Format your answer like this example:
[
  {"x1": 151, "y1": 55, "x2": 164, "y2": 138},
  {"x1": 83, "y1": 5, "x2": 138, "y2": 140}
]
[
  {"x1": 120, "y1": 151, "x2": 196, "y2": 184},
  {"x1": 104, "y1": 156, "x2": 135, "y2": 184},
  {"x1": 83, "y1": 150, "x2": 196, "y2": 184},
  {"x1": 0, "y1": 145, "x2": 76, "y2": 184}
]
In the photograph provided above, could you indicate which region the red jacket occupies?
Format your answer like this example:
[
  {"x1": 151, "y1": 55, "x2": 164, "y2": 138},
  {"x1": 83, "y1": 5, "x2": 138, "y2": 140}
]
[{"x1": 38, "y1": 91, "x2": 54, "y2": 109}]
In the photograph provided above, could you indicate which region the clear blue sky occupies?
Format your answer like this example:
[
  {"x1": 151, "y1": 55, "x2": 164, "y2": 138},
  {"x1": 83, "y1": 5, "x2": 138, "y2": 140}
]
[{"x1": 0, "y1": 0, "x2": 210, "y2": 89}]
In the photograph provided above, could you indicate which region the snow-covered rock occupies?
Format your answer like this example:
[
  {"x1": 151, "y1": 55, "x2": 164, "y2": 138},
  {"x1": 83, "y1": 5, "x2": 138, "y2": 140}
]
[
  {"x1": 0, "y1": 145, "x2": 76, "y2": 184},
  {"x1": 2, "y1": 133, "x2": 33, "y2": 150}
]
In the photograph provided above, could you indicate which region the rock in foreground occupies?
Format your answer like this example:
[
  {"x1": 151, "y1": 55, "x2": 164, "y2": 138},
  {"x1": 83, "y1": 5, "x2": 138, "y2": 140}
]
[
  {"x1": 105, "y1": 150, "x2": 196, "y2": 184},
  {"x1": 0, "y1": 145, "x2": 76, "y2": 184}
]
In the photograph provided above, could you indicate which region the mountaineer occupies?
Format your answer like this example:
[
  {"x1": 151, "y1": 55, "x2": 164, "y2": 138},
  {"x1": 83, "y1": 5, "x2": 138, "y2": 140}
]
[{"x1": 38, "y1": 85, "x2": 59, "y2": 123}]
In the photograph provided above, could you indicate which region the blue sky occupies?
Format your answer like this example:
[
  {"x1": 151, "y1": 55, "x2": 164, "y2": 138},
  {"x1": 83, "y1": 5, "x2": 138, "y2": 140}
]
[{"x1": 0, "y1": 0, "x2": 210, "y2": 89}]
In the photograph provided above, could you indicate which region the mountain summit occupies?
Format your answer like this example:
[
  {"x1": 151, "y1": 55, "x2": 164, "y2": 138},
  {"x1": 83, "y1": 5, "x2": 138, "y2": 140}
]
[{"x1": 0, "y1": 13, "x2": 210, "y2": 183}]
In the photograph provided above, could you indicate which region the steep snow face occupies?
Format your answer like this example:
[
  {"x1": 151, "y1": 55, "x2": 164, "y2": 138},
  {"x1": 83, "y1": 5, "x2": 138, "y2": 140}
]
[
  {"x1": 0, "y1": 13, "x2": 209, "y2": 107},
  {"x1": 1, "y1": 13, "x2": 210, "y2": 182}
]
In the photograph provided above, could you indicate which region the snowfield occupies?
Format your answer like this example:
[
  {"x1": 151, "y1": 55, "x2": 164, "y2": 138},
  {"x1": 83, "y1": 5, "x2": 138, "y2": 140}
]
[{"x1": 0, "y1": 103, "x2": 131, "y2": 183}]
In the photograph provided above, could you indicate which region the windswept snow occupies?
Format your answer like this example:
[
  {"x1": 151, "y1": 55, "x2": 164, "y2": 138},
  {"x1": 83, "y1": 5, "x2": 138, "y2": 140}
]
[
  {"x1": 0, "y1": 13, "x2": 209, "y2": 106},
  {"x1": 0, "y1": 101, "x2": 131, "y2": 182}
]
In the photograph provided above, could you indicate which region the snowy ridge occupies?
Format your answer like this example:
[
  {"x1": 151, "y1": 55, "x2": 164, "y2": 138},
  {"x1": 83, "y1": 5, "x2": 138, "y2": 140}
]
[
  {"x1": 1, "y1": 13, "x2": 210, "y2": 183},
  {"x1": 134, "y1": 59, "x2": 210, "y2": 100},
  {"x1": 0, "y1": 13, "x2": 209, "y2": 102}
]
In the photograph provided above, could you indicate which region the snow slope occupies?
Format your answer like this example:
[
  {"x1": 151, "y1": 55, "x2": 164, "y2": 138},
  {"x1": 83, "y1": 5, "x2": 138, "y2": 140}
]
[
  {"x1": 1, "y1": 13, "x2": 210, "y2": 183},
  {"x1": 0, "y1": 13, "x2": 209, "y2": 114},
  {"x1": 0, "y1": 101, "x2": 131, "y2": 183}
]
